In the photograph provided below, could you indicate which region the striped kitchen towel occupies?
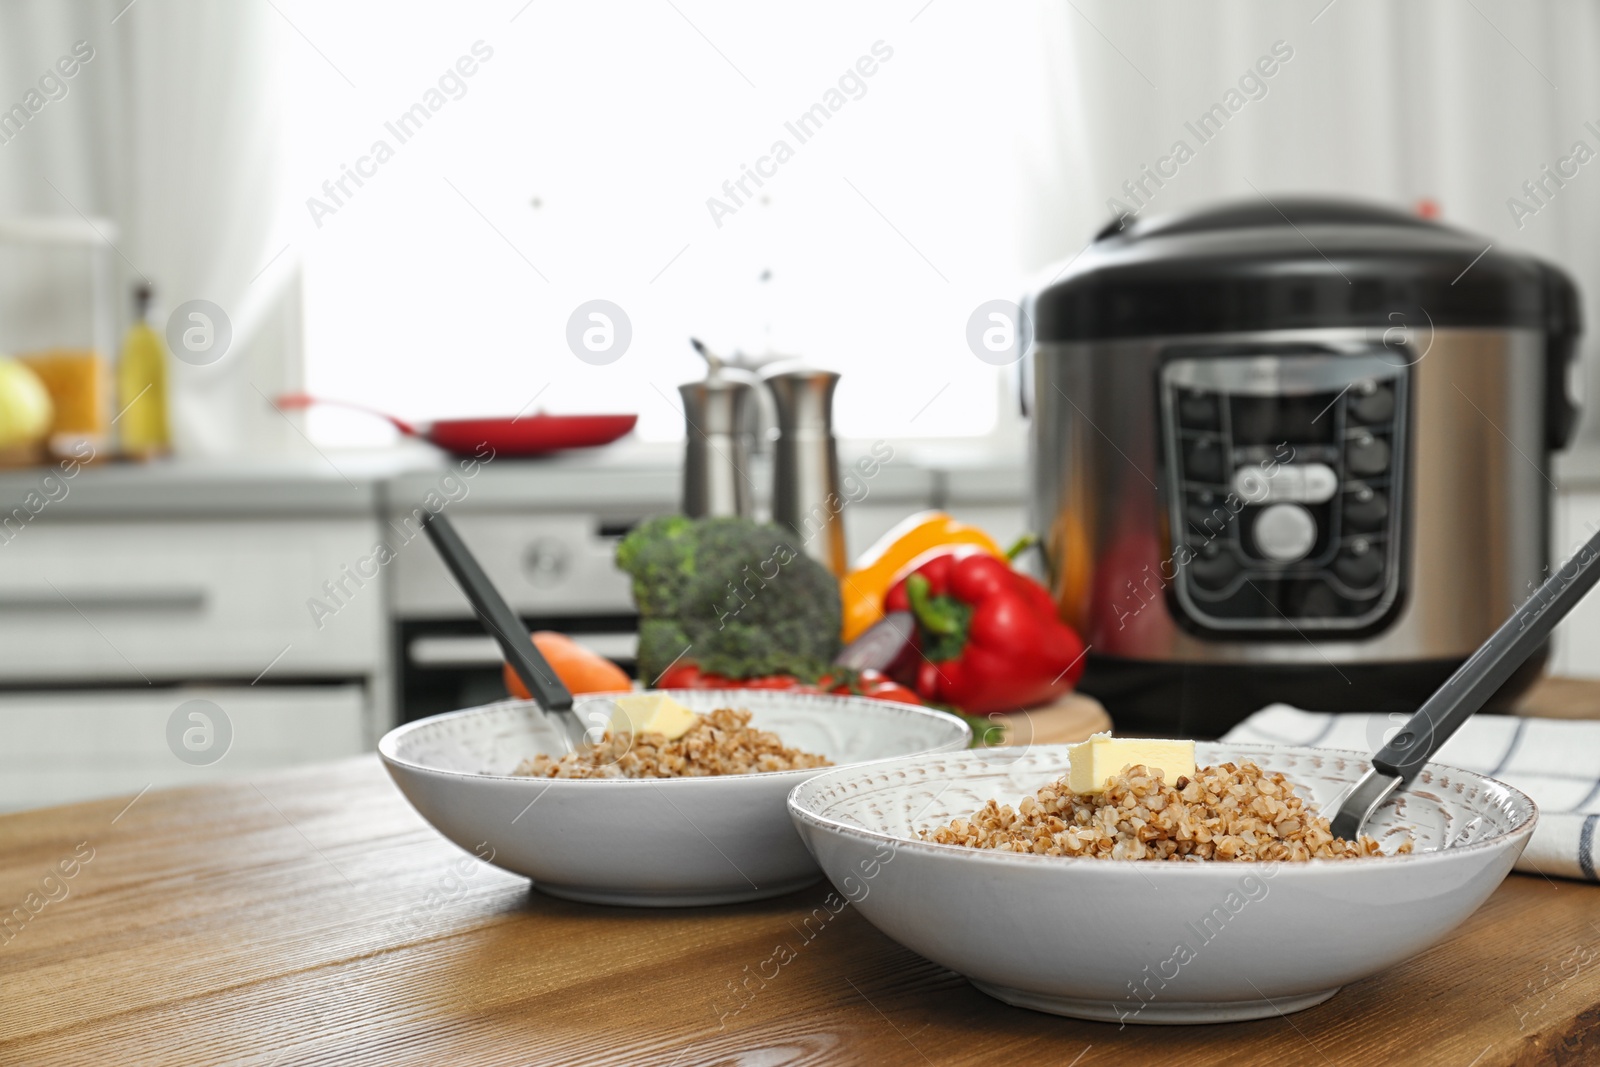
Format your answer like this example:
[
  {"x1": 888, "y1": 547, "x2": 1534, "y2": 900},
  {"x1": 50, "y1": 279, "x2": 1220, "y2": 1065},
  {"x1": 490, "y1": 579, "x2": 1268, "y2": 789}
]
[{"x1": 1222, "y1": 705, "x2": 1600, "y2": 883}]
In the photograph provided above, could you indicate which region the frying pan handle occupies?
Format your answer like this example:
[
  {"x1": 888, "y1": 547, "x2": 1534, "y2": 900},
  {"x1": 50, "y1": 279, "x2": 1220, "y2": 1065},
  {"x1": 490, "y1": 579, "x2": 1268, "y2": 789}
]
[{"x1": 273, "y1": 393, "x2": 420, "y2": 437}]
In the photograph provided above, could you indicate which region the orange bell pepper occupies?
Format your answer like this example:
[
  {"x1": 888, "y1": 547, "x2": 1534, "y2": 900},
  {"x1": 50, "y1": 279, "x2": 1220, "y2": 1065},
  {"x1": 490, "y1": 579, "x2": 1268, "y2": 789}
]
[{"x1": 839, "y1": 511, "x2": 1005, "y2": 643}]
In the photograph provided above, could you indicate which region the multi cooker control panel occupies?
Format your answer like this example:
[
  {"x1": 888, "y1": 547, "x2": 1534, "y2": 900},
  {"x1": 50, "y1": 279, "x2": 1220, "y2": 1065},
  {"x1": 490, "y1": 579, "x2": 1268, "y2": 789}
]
[{"x1": 1159, "y1": 350, "x2": 1409, "y2": 634}]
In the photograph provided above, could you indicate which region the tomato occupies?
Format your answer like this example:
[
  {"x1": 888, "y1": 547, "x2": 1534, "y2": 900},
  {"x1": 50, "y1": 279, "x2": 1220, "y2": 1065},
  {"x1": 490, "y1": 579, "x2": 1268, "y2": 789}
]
[
  {"x1": 819, "y1": 669, "x2": 922, "y2": 705},
  {"x1": 653, "y1": 664, "x2": 922, "y2": 705},
  {"x1": 735, "y1": 675, "x2": 808, "y2": 690},
  {"x1": 847, "y1": 672, "x2": 922, "y2": 705},
  {"x1": 656, "y1": 664, "x2": 802, "y2": 690},
  {"x1": 654, "y1": 664, "x2": 704, "y2": 689}
]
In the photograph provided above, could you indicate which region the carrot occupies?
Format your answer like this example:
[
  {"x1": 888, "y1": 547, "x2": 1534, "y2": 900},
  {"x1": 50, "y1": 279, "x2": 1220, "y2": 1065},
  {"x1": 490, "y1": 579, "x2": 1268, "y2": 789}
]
[{"x1": 503, "y1": 631, "x2": 631, "y2": 699}]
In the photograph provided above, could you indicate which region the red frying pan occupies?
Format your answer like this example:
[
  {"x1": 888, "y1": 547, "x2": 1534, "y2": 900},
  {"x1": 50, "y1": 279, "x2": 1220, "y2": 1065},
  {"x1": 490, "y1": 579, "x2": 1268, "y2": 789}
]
[{"x1": 275, "y1": 394, "x2": 637, "y2": 457}]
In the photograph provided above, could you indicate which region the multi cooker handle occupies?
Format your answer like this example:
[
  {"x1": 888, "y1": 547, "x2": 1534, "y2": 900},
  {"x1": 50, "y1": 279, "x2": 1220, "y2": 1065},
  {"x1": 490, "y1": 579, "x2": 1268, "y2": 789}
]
[
  {"x1": 1547, "y1": 334, "x2": 1582, "y2": 452},
  {"x1": 1541, "y1": 262, "x2": 1584, "y2": 452}
]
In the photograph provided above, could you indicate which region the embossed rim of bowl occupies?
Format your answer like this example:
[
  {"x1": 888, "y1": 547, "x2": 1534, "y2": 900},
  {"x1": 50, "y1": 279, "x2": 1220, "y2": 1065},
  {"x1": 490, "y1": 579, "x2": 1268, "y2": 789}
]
[
  {"x1": 787, "y1": 743, "x2": 1538, "y2": 869},
  {"x1": 379, "y1": 688, "x2": 973, "y2": 786}
]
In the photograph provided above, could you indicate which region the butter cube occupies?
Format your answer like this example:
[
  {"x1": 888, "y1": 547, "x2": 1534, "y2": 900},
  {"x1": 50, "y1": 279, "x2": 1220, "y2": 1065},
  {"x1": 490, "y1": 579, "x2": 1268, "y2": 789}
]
[
  {"x1": 1066, "y1": 733, "x2": 1195, "y2": 794},
  {"x1": 611, "y1": 693, "x2": 700, "y2": 740}
]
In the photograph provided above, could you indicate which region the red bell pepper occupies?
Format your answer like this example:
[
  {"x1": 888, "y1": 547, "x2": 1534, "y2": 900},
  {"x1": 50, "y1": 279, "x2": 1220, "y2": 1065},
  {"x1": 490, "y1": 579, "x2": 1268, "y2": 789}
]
[
  {"x1": 883, "y1": 551, "x2": 1085, "y2": 715},
  {"x1": 829, "y1": 670, "x2": 923, "y2": 706},
  {"x1": 655, "y1": 663, "x2": 923, "y2": 706}
]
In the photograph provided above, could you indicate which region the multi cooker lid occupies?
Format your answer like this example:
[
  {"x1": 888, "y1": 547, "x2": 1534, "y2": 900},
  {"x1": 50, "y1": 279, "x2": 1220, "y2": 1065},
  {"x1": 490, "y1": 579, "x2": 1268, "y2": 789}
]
[{"x1": 1031, "y1": 197, "x2": 1580, "y2": 342}]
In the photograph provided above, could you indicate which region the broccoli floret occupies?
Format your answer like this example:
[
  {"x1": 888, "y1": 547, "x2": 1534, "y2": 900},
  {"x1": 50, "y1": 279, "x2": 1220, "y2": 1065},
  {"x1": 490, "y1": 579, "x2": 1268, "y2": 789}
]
[{"x1": 617, "y1": 515, "x2": 842, "y2": 681}]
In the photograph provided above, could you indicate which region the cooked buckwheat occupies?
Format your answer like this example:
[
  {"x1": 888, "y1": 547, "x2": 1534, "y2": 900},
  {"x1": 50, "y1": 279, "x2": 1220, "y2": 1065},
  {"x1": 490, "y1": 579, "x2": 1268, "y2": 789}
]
[
  {"x1": 920, "y1": 761, "x2": 1407, "y2": 862},
  {"x1": 511, "y1": 706, "x2": 830, "y2": 779}
]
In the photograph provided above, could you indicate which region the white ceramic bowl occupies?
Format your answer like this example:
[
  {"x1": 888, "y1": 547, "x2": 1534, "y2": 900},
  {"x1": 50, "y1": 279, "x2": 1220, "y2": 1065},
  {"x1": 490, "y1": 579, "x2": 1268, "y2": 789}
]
[
  {"x1": 379, "y1": 689, "x2": 970, "y2": 907},
  {"x1": 787, "y1": 742, "x2": 1535, "y2": 1024}
]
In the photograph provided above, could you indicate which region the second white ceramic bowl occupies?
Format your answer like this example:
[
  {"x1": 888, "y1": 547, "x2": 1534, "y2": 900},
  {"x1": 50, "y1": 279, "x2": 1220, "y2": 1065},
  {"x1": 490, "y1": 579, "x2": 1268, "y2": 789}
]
[
  {"x1": 380, "y1": 689, "x2": 970, "y2": 907},
  {"x1": 788, "y1": 742, "x2": 1535, "y2": 1023}
]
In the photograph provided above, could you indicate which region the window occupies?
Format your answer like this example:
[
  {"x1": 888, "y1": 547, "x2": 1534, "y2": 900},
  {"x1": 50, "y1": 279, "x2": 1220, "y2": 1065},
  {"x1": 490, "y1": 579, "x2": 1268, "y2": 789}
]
[{"x1": 279, "y1": 1, "x2": 1046, "y2": 446}]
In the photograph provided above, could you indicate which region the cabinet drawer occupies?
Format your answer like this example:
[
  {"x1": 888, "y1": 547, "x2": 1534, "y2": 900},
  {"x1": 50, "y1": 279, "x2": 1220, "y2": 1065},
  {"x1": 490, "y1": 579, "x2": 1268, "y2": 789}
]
[
  {"x1": 0, "y1": 519, "x2": 384, "y2": 682},
  {"x1": 0, "y1": 684, "x2": 368, "y2": 812}
]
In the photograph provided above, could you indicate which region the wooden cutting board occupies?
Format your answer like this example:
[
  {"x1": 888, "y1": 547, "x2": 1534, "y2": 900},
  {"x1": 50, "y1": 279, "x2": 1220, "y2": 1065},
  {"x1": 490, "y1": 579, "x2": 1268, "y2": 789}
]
[{"x1": 989, "y1": 691, "x2": 1111, "y2": 746}]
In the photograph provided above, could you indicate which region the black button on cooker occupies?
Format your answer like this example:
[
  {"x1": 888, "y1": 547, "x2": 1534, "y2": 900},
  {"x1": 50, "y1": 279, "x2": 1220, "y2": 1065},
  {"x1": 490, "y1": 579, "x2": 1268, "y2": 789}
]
[
  {"x1": 1295, "y1": 581, "x2": 1340, "y2": 619},
  {"x1": 1343, "y1": 489, "x2": 1389, "y2": 531},
  {"x1": 1349, "y1": 383, "x2": 1395, "y2": 423},
  {"x1": 1179, "y1": 391, "x2": 1220, "y2": 429},
  {"x1": 1189, "y1": 547, "x2": 1239, "y2": 591},
  {"x1": 1184, "y1": 439, "x2": 1225, "y2": 482},
  {"x1": 1187, "y1": 501, "x2": 1232, "y2": 537},
  {"x1": 1334, "y1": 546, "x2": 1384, "y2": 587},
  {"x1": 1346, "y1": 434, "x2": 1390, "y2": 477}
]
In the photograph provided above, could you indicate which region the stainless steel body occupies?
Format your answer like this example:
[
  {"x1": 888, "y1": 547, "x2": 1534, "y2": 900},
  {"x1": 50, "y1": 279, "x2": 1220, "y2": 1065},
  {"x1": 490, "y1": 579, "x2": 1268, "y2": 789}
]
[
  {"x1": 767, "y1": 370, "x2": 848, "y2": 575},
  {"x1": 679, "y1": 379, "x2": 755, "y2": 519},
  {"x1": 1029, "y1": 327, "x2": 1550, "y2": 666}
]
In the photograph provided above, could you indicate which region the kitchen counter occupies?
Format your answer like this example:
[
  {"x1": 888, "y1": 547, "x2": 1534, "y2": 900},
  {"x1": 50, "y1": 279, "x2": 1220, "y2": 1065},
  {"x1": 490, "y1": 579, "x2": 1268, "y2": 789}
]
[
  {"x1": 0, "y1": 453, "x2": 391, "y2": 518},
  {"x1": 3, "y1": 428, "x2": 1599, "y2": 518},
  {"x1": 2, "y1": 748, "x2": 1595, "y2": 1066},
  {"x1": 0, "y1": 439, "x2": 1027, "y2": 519},
  {"x1": 0, "y1": 438, "x2": 1037, "y2": 812}
]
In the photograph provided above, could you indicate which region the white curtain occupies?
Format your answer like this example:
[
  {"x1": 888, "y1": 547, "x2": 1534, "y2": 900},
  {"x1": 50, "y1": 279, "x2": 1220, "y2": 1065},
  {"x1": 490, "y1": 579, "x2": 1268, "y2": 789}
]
[
  {"x1": 1031, "y1": 0, "x2": 1600, "y2": 443},
  {"x1": 4, "y1": 1, "x2": 1599, "y2": 455},
  {"x1": 0, "y1": 0, "x2": 300, "y2": 456}
]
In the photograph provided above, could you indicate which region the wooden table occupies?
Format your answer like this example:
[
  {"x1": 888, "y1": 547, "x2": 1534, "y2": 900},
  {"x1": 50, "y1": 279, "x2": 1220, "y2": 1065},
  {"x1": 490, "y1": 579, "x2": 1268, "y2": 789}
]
[
  {"x1": 4, "y1": 755, "x2": 1599, "y2": 1066},
  {"x1": 1514, "y1": 674, "x2": 1600, "y2": 720}
]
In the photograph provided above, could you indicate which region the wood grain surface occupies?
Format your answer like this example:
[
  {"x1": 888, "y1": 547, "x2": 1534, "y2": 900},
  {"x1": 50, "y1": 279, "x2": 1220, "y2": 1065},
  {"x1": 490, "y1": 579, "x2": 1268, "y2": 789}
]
[
  {"x1": 1514, "y1": 675, "x2": 1600, "y2": 720},
  {"x1": 3, "y1": 754, "x2": 1598, "y2": 1066},
  {"x1": 990, "y1": 691, "x2": 1112, "y2": 747}
]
